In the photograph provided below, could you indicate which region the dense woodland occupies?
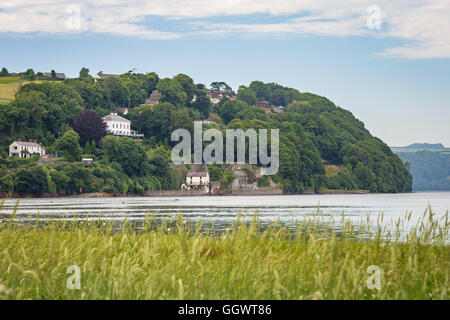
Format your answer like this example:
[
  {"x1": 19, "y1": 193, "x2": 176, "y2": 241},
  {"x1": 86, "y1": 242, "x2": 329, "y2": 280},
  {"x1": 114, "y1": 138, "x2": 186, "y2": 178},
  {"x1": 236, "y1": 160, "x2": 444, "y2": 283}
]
[
  {"x1": 0, "y1": 67, "x2": 412, "y2": 195},
  {"x1": 395, "y1": 151, "x2": 450, "y2": 191}
]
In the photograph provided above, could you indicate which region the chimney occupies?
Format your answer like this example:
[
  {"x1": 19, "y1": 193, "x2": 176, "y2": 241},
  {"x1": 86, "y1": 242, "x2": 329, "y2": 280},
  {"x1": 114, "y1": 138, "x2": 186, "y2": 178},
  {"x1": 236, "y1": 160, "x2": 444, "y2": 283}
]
[{"x1": 18, "y1": 138, "x2": 21, "y2": 142}]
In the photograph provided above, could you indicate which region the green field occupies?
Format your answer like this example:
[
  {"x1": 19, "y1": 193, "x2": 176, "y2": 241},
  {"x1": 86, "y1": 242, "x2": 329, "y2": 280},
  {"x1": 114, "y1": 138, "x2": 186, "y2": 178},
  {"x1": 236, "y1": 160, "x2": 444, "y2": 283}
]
[
  {"x1": 0, "y1": 76, "x2": 51, "y2": 101},
  {"x1": 0, "y1": 204, "x2": 448, "y2": 300}
]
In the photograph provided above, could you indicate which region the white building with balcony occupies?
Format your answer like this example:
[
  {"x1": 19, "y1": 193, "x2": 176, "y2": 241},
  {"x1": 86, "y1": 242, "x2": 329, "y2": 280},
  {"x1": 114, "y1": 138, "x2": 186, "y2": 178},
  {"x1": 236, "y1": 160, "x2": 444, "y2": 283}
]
[{"x1": 101, "y1": 113, "x2": 143, "y2": 138}]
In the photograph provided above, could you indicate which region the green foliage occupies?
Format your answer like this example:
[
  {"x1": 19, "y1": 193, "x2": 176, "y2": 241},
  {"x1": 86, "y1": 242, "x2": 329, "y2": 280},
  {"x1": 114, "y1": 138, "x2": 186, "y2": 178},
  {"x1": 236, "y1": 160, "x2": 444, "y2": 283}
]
[
  {"x1": 236, "y1": 105, "x2": 268, "y2": 121},
  {"x1": 101, "y1": 136, "x2": 149, "y2": 177},
  {"x1": 0, "y1": 72, "x2": 413, "y2": 195},
  {"x1": 395, "y1": 151, "x2": 450, "y2": 191},
  {"x1": 237, "y1": 86, "x2": 257, "y2": 105},
  {"x1": 24, "y1": 68, "x2": 35, "y2": 81},
  {"x1": 14, "y1": 165, "x2": 48, "y2": 194},
  {"x1": 174, "y1": 74, "x2": 196, "y2": 105},
  {"x1": 257, "y1": 175, "x2": 270, "y2": 188},
  {"x1": 101, "y1": 76, "x2": 130, "y2": 108},
  {"x1": 0, "y1": 67, "x2": 9, "y2": 77},
  {"x1": 220, "y1": 169, "x2": 235, "y2": 189},
  {"x1": 156, "y1": 78, "x2": 187, "y2": 108},
  {"x1": 191, "y1": 89, "x2": 212, "y2": 118},
  {"x1": 79, "y1": 67, "x2": 90, "y2": 79},
  {"x1": 208, "y1": 164, "x2": 223, "y2": 182},
  {"x1": 129, "y1": 103, "x2": 194, "y2": 145},
  {"x1": 218, "y1": 99, "x2": 248, "y2": 124},
  {"x1": 54, "y1": 129, "x2": 82, "y2": 162}
]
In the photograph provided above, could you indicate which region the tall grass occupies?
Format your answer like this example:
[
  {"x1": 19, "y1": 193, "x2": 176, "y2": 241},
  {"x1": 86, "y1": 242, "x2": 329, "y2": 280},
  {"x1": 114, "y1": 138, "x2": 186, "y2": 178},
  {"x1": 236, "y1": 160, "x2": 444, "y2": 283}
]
[{"x1": 0, "y1": 201, "x2": 448, "y2": 300}]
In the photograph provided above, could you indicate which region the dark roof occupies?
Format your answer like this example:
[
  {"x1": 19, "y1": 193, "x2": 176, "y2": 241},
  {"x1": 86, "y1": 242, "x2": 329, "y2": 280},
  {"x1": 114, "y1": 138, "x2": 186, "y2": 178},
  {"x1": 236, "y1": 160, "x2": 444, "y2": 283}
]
[
  {"x1": 145, "y1": 90, "x2": 162, "y2": 104},
  {"x1": 187, "y1": 172, "x2": 209, "y2": 177},
  {"x1": 43, "y1": 72, "x2": 66, "y2": 79}
]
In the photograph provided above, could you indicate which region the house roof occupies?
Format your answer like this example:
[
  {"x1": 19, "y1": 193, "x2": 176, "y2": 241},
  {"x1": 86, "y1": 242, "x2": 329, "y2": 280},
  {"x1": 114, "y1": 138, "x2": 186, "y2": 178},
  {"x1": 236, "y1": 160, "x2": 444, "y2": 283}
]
[
  {"x1": 187, "y1": 172, "x2": 209, "y2": 177},
  {"x1": 96, "y1": 73, "x2": 119, "y2": 79},
  {"x1": 11, "y1": 141, "x2": 42, "y2": 148},
  {"x1": 102, "y1": 113, "x2": 130, "y2": 122},
  {"x1": 145, "y1": 90, "x2": 162, "y2": 104},
  {"x1": 43, "y1": 72, "x2": 66, "y2": 79}
]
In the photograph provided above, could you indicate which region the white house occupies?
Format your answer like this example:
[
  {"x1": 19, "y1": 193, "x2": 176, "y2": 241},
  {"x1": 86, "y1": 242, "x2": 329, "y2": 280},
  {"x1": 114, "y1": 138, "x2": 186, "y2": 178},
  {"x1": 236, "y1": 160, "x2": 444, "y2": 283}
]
[
  {"x1": 101, "y1": 113, "x2": 143, "y2": 138},
  {"x1": 94, "y1": 73, "x2": 119, "y2": 81},
  {"x1": 184, "y1": 172, "x2": 210, "y2": 192},
  {"x1": 102, "y1": 113, "x2": 131, "y2": 136},
  {"x1": 9, "y1": 139, "x2": 45, "y2": 158}
]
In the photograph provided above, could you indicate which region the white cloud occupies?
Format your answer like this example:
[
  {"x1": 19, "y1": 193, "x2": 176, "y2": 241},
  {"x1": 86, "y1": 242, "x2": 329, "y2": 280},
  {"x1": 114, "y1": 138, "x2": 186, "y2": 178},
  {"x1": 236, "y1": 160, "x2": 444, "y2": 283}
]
[{"x1": 0, "y1": 0, "x2": 448, "y2": 58}]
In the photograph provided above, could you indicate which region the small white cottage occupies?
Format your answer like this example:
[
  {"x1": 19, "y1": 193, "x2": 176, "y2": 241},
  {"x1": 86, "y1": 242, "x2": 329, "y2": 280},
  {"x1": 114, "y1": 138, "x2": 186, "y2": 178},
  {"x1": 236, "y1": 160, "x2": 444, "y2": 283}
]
[
  {"x1": 9, "y1": 139, "x2": 45, "y2": 158},
  {"x1": 185, "y1": 172, "x2": 210, "y2": 192}
]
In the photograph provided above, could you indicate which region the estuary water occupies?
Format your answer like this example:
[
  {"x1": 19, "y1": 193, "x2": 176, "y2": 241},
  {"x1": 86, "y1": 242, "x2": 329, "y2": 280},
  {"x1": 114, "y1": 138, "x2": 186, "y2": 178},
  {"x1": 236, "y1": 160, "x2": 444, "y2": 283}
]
[{"x1": 1, "y1": 192, "x2": 449, "y2": 234}]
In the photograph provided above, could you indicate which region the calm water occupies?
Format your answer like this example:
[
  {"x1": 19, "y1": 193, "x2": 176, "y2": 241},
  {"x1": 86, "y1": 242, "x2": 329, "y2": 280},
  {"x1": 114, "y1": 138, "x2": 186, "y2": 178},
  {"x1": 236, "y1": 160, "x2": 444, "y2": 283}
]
[{"x1": 1, "y1": 192, "x2": 449, "y2": 234}]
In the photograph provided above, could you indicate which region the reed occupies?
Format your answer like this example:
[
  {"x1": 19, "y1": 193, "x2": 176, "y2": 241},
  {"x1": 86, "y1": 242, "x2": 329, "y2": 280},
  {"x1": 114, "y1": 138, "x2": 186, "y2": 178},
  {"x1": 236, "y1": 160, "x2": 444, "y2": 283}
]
[{"x1": 0, "y1": 201, "x2": 448, "y2": 300}]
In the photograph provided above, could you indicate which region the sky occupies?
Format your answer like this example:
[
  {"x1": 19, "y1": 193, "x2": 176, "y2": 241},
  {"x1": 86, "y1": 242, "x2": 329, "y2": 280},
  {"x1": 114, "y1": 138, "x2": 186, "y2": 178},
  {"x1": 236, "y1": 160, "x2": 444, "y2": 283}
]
[{"x1": 0, "y1": 0, "x2": 449, "y2": 147}]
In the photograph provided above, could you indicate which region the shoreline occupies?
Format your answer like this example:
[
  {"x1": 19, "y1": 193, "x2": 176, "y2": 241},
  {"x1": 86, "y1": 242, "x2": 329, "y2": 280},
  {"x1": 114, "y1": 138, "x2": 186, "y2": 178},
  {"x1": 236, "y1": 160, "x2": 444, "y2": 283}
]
[{"x1": 1, "y1": 189, "x2": 374, "y2": 199}]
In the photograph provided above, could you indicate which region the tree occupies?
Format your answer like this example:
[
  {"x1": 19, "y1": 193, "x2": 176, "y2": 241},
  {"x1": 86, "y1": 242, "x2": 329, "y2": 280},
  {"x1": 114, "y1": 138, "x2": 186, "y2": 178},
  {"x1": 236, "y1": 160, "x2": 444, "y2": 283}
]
[
  {"x1": 249, "y1": 80, "x2": 268, "y2": 100},
  {"x1": 218, "y1": 99, "x2": 247, "y2": 124},
  {"x1": 79, "y1": 67, "x2": 90, "y2": 78},
  {"x1": 210, "y1": 81, "x2": 232, "y2": 92},
  {"x1": 14, "y1": 166, "x2": 48, "y2": 194},
  {"x1": 0, "y1": 67, "x2": 8, "y2": 77},
  {"x1": 50, "y1": 70, "x2": 57, "y2": 79},
  {"x1": 174, "y1": 74, "x2": 196, "y2": 105},
  {"x1": 102, "y1": 77, "x2": 130, "y2": 108},
  {"x1": 24, "y1": 69, "x2": 35, "y2": 81},
  {"x1": 128, "y1": 103, "x2": 193, "y2": 144},
  {"x1": 54, "y1": 129, "x2": 82, "y2": 161},
  {"x1": 72, "y1": 110, "x2": 107, "y2": 146},
  {"x1": 269, "y1": 88, "x2": 286, "y2": 106},
  {"x1": 191, "y1": 89, "x2": 211, "y2": 118},
  {"x1": 236, "y1": 106, "x2": 268, "y2": 121},
  {"x1": 156, "y1": 78, "x2": 187, "y2": 108},
  {"x1": 148, "y1": 147, "x2": 177, "y2": 189},
  {"x1": 144, "y1": 72, "x2": 159, "y2": 95},
  {"x1": 237, "y1": 86, "x2": 257, "y2": 105},
  {"x1": 101, "y1": 135, "x2": 149, "y2": 176}
]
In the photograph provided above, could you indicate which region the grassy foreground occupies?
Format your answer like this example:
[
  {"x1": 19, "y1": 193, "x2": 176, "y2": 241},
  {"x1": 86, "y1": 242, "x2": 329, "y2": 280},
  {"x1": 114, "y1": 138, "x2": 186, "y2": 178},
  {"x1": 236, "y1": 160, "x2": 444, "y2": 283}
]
[{"x1": 0, "y1": 207, "x2": 448, "y2": 300}]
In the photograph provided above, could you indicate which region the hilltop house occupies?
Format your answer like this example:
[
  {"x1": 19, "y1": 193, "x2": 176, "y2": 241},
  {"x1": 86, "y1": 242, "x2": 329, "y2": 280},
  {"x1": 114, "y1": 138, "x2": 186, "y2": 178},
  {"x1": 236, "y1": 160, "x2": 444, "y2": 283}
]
[
  {"x1": 118, "y1": 107, "x2": 129, "y2": 115},
  {"x1": 94, "y1": 73, "x2": 119, "y2": 81},
  {"x1": 145, "y1": 90, "x2": 162, "y2": 105},
  {"x1": 9, "y1": 139, "x2": 45, "y2": 158},
  {"x1": 43, "y1": 72, "x2": 66, "y2": 79},
  {"x1": 254, "y1": 101, "x2": 275, "y2": 109},
  {"x1": 102, "y1": 113, "x2": 143, "y2": 138}
]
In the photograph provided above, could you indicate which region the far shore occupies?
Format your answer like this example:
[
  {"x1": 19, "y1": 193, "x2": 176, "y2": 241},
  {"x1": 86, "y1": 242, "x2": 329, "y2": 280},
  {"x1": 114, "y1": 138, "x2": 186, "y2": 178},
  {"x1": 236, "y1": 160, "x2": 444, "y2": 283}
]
[{"x1": 0, "y1": 189, "x2": 374, "y2": 199}]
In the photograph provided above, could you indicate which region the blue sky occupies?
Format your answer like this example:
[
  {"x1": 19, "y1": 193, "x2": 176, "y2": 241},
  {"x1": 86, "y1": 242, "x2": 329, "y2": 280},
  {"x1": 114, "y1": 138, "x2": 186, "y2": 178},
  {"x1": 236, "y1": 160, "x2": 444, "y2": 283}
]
[{"x1": 0, "y1": 0, "x2": 449, "y2": 146}]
